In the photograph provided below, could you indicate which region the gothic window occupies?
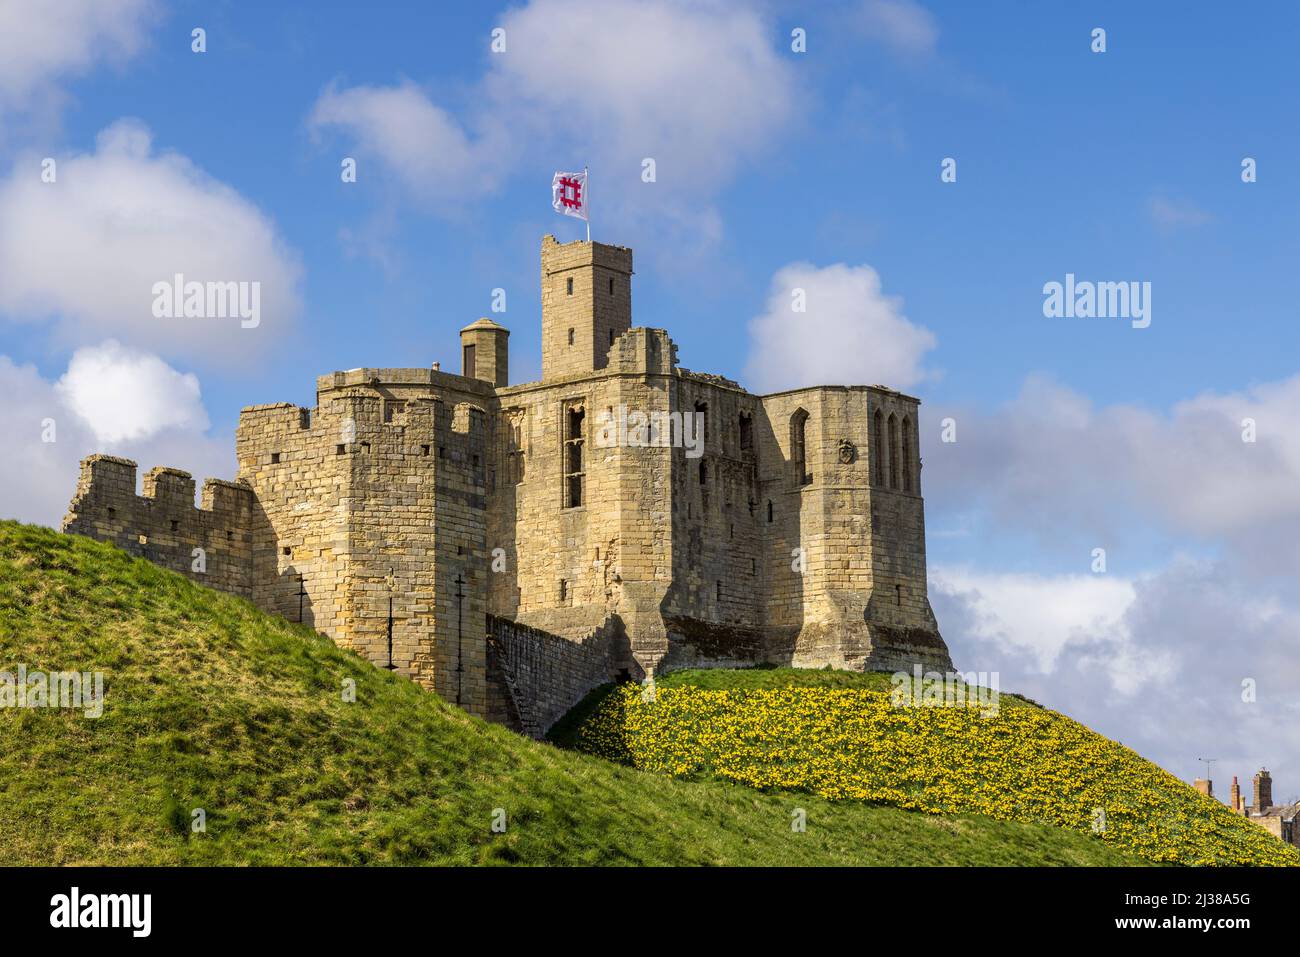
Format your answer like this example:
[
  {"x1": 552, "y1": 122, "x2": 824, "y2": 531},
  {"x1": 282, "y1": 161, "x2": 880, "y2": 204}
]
[
  {"x1": 563, "y1": 402, "x2": 585, "y2": 508},
  {"x1": 887, "y1": 413, "x2": 900, "y2": 490},
  {"x1": 901, "y1": 416, "x2": 914, "y2": 492},
  {"x1": 566, "y1": 277, "x2": 574, "y2": 296},
  {"x1": 463, "y1": 343, "x2": 476, "y2": 378},
  {"x1": 872, "y1": 409, "x2": 885, "y2": 487},
  {"x1": 609, "y1": 277, "x2": 615, "y2": 295},
  {"x1": 567, "y1": 327, "x2": 575, "y2": 346},
  {"x1": 791, "y1": 408, "x2": 811, "y2": 486},
  {"x1": 767, "y1": 500, "x2": 773, "y2": 523}
]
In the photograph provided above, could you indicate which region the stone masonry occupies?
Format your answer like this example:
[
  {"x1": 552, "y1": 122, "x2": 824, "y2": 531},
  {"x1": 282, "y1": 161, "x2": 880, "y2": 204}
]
[{"x1": 63, "y1": 235, "x2": 953, "y2": 736}]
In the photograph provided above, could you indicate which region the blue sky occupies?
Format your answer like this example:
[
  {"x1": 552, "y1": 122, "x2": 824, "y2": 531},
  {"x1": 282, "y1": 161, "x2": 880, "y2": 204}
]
[{"x1": 1, "y1": 0, "x2": 1297, "y2": 793}]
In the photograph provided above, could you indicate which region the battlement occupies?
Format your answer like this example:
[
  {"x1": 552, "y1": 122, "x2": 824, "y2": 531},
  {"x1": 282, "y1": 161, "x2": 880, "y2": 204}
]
[
  {"x1": 62, "y1": 455, "x2": 256, "y2": 598},
  {"x1": 61, "y1": 232, "x2": 950, "y2": 732},
  {"x1": 540, "y1": 234, "x2": 634, "y2": 274}
]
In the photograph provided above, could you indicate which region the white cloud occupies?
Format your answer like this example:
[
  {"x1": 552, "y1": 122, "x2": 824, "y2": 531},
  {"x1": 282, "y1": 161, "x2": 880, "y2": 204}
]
[
  {"x1": 309, "y1": 81, "x2": 505, "y2": 204},
  {"x1": 930, "y1": 566, "x2": 1162, "y2": 692},
  {"x1": 488, "y1": 0, "x2": 795, "y2": 196},
  {"x1": 0, "y1": 120, "x2": 302, "y2": 367},
  {"x1": 743, "y1": 262, "x2": 937, "y2": 393},
  {"x1": 0, "y1": 0, "x2": 158, "y2": 134},
  {"x1": 856, "y1": 0, "x2": 939, "y2": 57},
  {"x1": 307, "y1": 0, "x2": 798, "y2": 244},
  {"x1": 923, "y1": 374, "x2": 1300, "y2": 569},
  {"x1": 0, "y1": 351, "x2": 231, "y2": 529},
  {"x1": 56, "y1": 340, "x2": 208, "y2": 443}
]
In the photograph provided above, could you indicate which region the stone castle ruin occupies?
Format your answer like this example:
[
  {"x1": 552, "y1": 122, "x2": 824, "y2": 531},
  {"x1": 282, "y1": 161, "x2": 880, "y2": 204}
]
[{"x1": 63, "y1": 236, "x2": 952, "y2": 736}]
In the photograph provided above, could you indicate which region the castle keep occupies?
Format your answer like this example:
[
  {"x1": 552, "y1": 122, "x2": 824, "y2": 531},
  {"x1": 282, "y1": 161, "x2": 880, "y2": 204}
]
[{"x1": 63, "y1": 236, "x2": 952, "y2": 735}]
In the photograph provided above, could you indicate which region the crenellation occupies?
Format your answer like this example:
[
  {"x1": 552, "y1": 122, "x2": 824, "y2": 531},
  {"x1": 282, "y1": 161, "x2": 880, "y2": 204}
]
[{"x1": 62, "y1": 234, "x2": 951, "y2": 737}]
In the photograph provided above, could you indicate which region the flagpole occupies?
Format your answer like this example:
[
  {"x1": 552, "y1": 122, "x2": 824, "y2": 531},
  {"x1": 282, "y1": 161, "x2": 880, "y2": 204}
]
[{"x1": 585, "y1": 166, "x2": 590, "y2": 242}]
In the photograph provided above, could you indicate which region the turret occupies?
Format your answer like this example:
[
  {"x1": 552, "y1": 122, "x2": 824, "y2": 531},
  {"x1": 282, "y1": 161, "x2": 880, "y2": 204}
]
[{"x1": 460, "y1": 317, "x2": 509, "y2": 387}]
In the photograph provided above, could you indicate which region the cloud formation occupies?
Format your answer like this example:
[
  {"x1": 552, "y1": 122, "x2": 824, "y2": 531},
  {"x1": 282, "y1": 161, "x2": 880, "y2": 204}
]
[
  {"x1": 744, "y1": 261, "x2": 937, "y2": 393},
  {"x1": 0, "y1": 120, "x2": 302, "y2": 368},
  {"x1": 0, "y1": 349, "x2": 231, "y2": 529},
  {"x1": 923, "y1": 374, "x2": 1300, "y2": 571},
  {"x1": 56, "y1": 340, "x2": 208, "y2": 443},
  {"x1": 0, "y1": 0, "x2": 159, "y2": 135},
  {"x1": 308, "y1": 0, "x2": 799, "y2": 245}
]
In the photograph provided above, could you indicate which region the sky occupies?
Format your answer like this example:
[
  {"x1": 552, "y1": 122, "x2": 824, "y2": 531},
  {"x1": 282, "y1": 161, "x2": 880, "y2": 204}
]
[{"x1": 0, "y1": 0, "x2": 1297, "y2": 798}]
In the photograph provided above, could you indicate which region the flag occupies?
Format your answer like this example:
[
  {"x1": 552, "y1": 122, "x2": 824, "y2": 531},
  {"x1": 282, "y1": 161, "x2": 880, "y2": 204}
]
[{"x1": 552, "y1": 169, "x2": 588, "y2": 222}]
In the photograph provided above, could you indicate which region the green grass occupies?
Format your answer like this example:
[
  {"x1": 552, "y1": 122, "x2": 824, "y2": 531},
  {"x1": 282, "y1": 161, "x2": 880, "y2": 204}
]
[{"x1": 0, "y1": 521, "x2": 1144, "y2": 865}]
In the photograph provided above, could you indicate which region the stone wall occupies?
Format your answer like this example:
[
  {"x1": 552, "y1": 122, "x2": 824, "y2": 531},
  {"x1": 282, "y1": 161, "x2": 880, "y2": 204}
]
[
  {"x1": 61, "y1": 232, "x2": 956, "y2": 738},
  {"x1": 758, "y1": 385, "x2": 951, "y2": 672},
  {"x1": 234, "y1": 385, "x2": 490, "y2": 716},
  {"x1": 63, "y1": 455, "x2": 255, "y2": 598},
  {"x1": 486, "y1": 613, "x2": 620, "y2": 737}
]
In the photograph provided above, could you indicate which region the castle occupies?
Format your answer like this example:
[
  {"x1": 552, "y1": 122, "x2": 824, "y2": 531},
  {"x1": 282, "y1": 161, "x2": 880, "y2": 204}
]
[{"x1": 63, "y1": 236, "x2": 952, "y2": 736}]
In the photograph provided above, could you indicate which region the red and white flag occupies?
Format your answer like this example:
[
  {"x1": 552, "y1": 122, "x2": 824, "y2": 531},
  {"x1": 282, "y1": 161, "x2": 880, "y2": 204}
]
[{"x1": 551, "y1": 169, "x2": 588, "y2": 223}]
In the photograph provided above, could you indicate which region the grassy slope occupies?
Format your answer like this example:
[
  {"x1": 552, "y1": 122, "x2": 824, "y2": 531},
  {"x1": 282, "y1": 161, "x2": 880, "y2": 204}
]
[
  {"x1": 0, "y1": 521, "x2": 1144, "y2": 866},
  {"x1": 556, "y1": 669, "x2": 1300, "y2": 866}
]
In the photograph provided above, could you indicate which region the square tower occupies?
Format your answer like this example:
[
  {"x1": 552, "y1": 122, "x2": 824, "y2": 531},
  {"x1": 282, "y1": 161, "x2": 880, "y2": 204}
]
[{"x1": 540, "y1": 235, "x2": 633, "y2": 380}]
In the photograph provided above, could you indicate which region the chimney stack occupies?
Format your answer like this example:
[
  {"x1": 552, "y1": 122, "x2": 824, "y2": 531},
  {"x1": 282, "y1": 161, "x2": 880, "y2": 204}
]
[
  {"x1": 1231, "y1": 776, "x2": 1243, "y2": 813},
  {"x1": 1194, "y1": 778, "x2": 1213, "y2": 798},
  {"x1": 1253, "y1": 768, "x2": 1273, "y2": 813}
]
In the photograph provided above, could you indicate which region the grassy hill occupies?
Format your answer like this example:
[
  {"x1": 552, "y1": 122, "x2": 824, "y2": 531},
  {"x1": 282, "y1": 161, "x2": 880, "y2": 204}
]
[
  {"x1": 555, "y1": 670, "x2": 1300, "y2": 867},
  {"x1": 0, "y1": 520, "x2": 1144, "y2": 866}
]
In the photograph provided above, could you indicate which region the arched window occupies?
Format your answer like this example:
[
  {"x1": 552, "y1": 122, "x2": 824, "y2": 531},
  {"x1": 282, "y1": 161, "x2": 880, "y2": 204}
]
[
  {"x1": 901, "y1": 416, "x2": 913, "y2": 492},
  {"x1": 872, "y1": 409, "x2": 885, "y2": 487},
  {"x1": 791, "y1": 409, "x2": 810, "y2": 486},
  {"x1": 887, "y1": 413, "x2": 900, "y2": 490}
]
